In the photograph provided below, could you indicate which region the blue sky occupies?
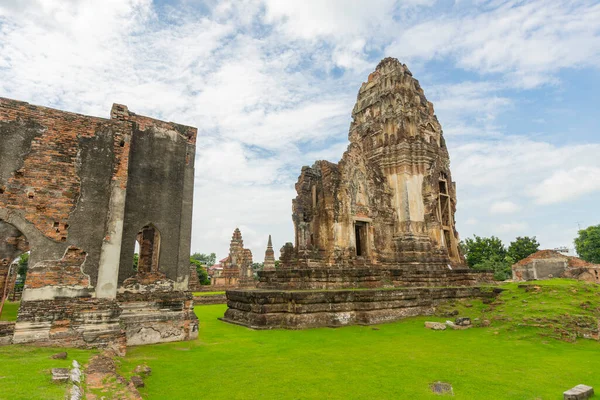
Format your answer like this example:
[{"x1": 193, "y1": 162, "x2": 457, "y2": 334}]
[{"x1": 1, "y1": 0, "x2": 599, "y2": 261}]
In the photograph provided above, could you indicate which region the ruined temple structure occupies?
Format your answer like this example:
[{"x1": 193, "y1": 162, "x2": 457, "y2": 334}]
[
  {"x1": 263, "y1": 235, "x2": 276, "y2": 271},
  {"x1": 0, "y1": 97, "x2": 198, "y2": 350},
  {"x1": 224, "y1": 58, "x2": 495, "y2": 329},
  {"x1": 513, "y1": 250, "x2": 600, "y2": 283},
  {"x1": 211, "y1": 228, "x2": 254, "y2": 287}
]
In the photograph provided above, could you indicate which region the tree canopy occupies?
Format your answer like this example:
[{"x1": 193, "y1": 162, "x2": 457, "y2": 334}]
[
  {"x1": 462, "y1": 235, "x2": 506, "y2": 268},
  {"x1": 574, "y1": 225, "x2": 600, "y2": 264},
  {"x1": 190, "y1": 257, "x2": 210, "y2": 285},
  {"x1": 191, "y1": 252, "x2": 216, "y2": 267},
  {"x1": 507, "y1": 236, "x2": 540, "y2": 263}
]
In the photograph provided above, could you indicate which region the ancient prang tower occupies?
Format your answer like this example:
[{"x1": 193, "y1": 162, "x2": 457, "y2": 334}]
[
  {"x1": 292, "y1": 57, "x2": 461, "y2": 268},
  {"x1": 0, "y1": 98, "x2": 198, "y2": 350},
  {"x1": 212, "y1": 228, "x2": 253, "y2": 287},
  {"x1": 224, "y1": 58, "x2": 495, "y2": 329}
]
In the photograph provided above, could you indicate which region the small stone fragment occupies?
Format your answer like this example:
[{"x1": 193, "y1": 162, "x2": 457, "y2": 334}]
[
  {"x1": 51, "y1": 368, "x2": 70, "y2": 384},
  {"x1": 455, "y1": 317, "x2": 471, "y2": 326},
  {"x1": 70, "y1": 384, "x2": 82, "y2": 400},
  {"x1": 425, "y1": 322, "x2": 447, "y2": 331},
  {"x1": 481, "y1": 319, "x2": 491, "y2": 327},
  {"x1": 70, "y1": 361, "x2": 82, "y2": 384},
  {"x1": 51, "y1": 352, "x2": 67, "y2": 360},
  {"x1": 564, "y1": 384, "x2": 594, "y2": 400},
  {"x1": 430, "y1": 381, "x2": 453, "y2": 395},
  {"x1": 131, "y1": 375, "x2": 145, "y2": 388},
  {"x1": 134, "y1": 364, "x2": 152, "y2": 377}
]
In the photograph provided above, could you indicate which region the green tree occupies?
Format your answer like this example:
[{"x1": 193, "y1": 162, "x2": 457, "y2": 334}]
[
  {"x1": 191, "y1": 252, "x2": 216, "y2": 267},
  {"x1": 251, "y1": 262, "x2": 264, "y2": 272},
  {"x1": 507, "y1": 236, "x2": 540, "y2": 263},
  {"x1": 274, "y1": 260, "x2": 280, "y2": 269},
  {"x1": 474, "y1": 255, "x2": 515, "y2": 281},
  {"x1": 17, "y1": 253, "x2": 29, "y2": 278},
  {"x1": 461, "y1": 235, "x2": 507, "y2": 268},
  {"x1": 132, "y1": 253, "x2": 139, "y2": 271},
  {"x1": 190, "y1": 257, "x2": 210, "y2": 285},
  {"x1": 574, "y1": 224, "x2": 600, "y2": 264}
]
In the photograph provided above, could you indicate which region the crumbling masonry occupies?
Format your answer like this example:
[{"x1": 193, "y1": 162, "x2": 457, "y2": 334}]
[
  {"x1": 0, "y1": 98, "x2": 198, "y2": 349},
  {"x1": 224, "y1": 58, "x2": 495, "y2": 329}
]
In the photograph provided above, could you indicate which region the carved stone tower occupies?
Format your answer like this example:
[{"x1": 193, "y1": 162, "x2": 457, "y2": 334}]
[
  {"x1": 263, "y1": 235, "x2": 276, "y2": 271},
  {"x1": 292, "y1": 57, "x2": 463, "y2": 268}
]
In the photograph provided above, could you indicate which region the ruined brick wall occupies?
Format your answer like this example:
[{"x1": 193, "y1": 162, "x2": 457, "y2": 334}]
[
  {"x1": 114, "y1": 104, "x2": 197, "y2": 289},
  {"x1": 291, "y1": 58, "x2": 463, "y2": 268},
  {"x1": 0, "y1": 98, "x2": 131, "y2": 296},
  {"x1": 1, "y1": 97, "x2": 198, "y2": 349}
]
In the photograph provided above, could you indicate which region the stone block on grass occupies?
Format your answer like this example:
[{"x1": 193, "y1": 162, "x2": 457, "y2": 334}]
[
  {"x1": 425, "y1": 322, "x2": 447, "y2": 331},
  {"x1": 51, "y1": 368, "x2": 70, "y2": 384},
  {"x1": 564, "y1": 384, "x2": 594, "y2": 400}
]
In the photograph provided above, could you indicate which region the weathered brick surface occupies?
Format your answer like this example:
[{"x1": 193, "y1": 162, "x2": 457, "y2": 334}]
[
  {"x1": 0, "y1": 98, "x2": 130, "y2": 242},
  {"x1": 25, "y1": 246, "x2": 89, "y2": 289}
]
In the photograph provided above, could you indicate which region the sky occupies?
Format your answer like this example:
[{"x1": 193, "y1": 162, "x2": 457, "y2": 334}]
[{"x1": 1, "y1": 0, "x2": 599, "y2": 262}]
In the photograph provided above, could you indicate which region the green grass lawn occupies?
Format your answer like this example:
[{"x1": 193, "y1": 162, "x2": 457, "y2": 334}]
[
  {"x1": 1, "y1": 280, "x2": 599, "y2": 399},
  {"x1": 192, "y1": 291, "x2": 226, "y2": 296},
  {"x1": 0, "y1": 301, "x2": 19, "y2": 321},
  {"x1": 0, "y1": 346, "x2": 97, "y2": 400}
]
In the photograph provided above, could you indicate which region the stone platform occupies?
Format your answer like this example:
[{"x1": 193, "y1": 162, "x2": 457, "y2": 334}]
[
  {"x1": 222, "y1": 286, "x2": 501, "y2": 329},
  {"x1": 258, "y1": 267, "x2": 494, "y2": 290}
]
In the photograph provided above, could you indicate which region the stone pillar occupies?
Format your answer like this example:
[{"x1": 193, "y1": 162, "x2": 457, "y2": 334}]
[{"x1": 96, "y1": 158, "x2": 129, "y2": 298}]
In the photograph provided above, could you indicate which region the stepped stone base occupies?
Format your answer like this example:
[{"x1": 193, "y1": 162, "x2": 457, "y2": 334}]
[
  {"x1": 258, "y1": 267, "x2": 494, "y2": 290},
  {"x1": 222, "y1": 286, "x2": 502, "y2": 329}
]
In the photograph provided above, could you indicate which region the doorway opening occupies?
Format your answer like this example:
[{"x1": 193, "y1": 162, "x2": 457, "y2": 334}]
[
  {"x1": 354, "y1": 221, "x2": 368, "y2": 257},
  {"x1": 135, "y1": 224, "x2": 161, "y2": 274}
]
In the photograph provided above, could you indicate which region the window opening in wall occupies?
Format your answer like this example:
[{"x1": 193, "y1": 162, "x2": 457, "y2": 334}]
[
  {"x1": 354, "y1": 221, "x2": 368, "y2": 257},
  {"x1": 439, "y1": 180, "x2": 447, "y2": 194},
  {"x1": 136, "y1": 224, "x2": 161, "y2": 274}
]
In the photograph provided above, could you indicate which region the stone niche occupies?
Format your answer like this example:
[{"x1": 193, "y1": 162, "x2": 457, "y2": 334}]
[
  {"x1": 0, "y1": 98, "x2": 198, "y2": 350},
  {"x1": 223, "y1": 58, "x2": 495, "y2": 329}
]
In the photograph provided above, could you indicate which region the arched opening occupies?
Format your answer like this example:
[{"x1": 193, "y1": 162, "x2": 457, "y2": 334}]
[
  {"x1": 0, "y1": 221, "x2": 30, "y2": 319},
  {"x1": 135, "y1": 224, "x2": 161, "y2": 274}
]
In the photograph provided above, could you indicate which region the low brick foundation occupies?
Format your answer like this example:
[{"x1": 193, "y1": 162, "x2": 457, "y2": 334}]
[
  {"x1": 194, "y1": 294, "x2": 227, "y2": 305},
  {"x1": 222, "y1": 286, "x2": 502, "y2": 329},
  {"x1": 12, "y1": 298, "x2": 124, "y2": 350},
  {"x1": 118, "y1": 291, "x2": 198, "y2": 346},
  {"x1": 4, "y1": 291, "x2": 198, "y2": 350}
]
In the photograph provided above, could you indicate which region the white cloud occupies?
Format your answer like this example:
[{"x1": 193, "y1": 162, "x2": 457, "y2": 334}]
[
  {"x1": 530, "y1": 167, "x2": 600, "y2": 205},
  {"x1": 387, "y1": 0, "x2": 600, "y2": 87},
  {"x1": 498, "y1": 222, "x2": 529, "y2": 233},
  {"x1": 490, "y1": 201, "x2": 520, "y2": 214},
  {"x1": 1, "y1": 0, "x2": 599, "y2": 259}
]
